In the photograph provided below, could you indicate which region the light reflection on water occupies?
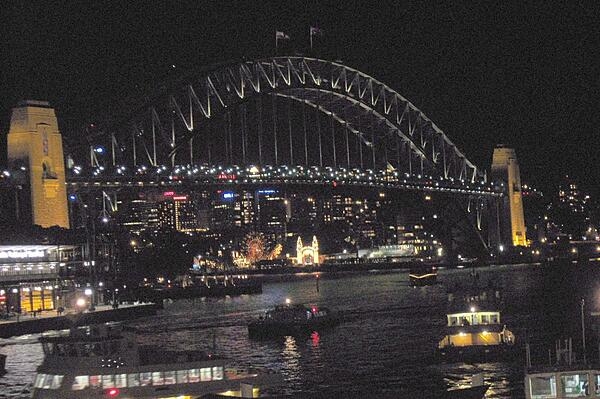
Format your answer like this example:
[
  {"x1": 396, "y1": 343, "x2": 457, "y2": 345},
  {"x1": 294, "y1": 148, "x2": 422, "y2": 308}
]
[{"x1": 3, "y1": 263, "x2": 598, "y2": 398}]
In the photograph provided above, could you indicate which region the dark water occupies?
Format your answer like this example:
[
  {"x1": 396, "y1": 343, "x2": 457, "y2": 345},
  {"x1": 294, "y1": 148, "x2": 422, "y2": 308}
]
[{"x1": 3, "y1": 262, "x2": 600, "y2": 398}]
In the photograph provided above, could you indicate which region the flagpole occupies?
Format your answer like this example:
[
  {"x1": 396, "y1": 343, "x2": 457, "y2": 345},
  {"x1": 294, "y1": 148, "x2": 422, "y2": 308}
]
[{"x1": 310, "y1": 31, "x2": 313, "y2": 50}]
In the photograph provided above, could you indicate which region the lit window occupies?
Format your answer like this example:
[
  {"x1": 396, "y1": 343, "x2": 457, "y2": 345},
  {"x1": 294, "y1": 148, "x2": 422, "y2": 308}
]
[
  {"x1": 560, "y1": 374, "x2": 588, "y2": 397},
  {"x1": 139, "y1": 372, "x2": 152, "y2": 386},
  {"x1": 212, "y1": 367, "x2": 223, "y2": 380},
  {"x1": 72, "y1": 375, "x2": 89, "y2": 390},
  {"x1": 115, "y1": 374, "x2": 127, "y2": 388},
  {"x1": 176, "y1": 369, "x2": 188, "y2": 384},
  {"x1": 50, "y1": 375, "x2": 64, "y2": 389},
  {"x1": 201, "y1": 367, "x2": 212, "y2": 382},
  {"x1": 164, "y1": 371, "x2": 176, "y2": 385},
  {"x1": 188, "y1": 369, "x2": 200, "y2": 383},
  {"x1": 89, "y1": 375, "x2": 102, "y2": 388},
  {"x1": 529, "y1": 375, "x2": 557, "y2": 398},
  {"x1": 102, "y1": 375, "x2": 115, "y2": 389},
  {"x1": 127, "y1": 373, "x2": 140, "y2": 387},
  {"x1": 152, "y1": 371, "x2": 164, "y2": 386}
]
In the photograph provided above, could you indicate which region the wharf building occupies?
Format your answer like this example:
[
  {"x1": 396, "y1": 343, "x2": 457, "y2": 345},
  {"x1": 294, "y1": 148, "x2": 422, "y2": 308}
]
[{"x1": 0, "y1": 245, "x2": 87, "y2": 314}]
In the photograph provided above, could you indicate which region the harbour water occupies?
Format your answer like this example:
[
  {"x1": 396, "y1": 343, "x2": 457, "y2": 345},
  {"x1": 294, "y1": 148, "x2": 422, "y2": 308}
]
[{"x1": 1, "y1": 261, "x2": 599, "y2": 398}]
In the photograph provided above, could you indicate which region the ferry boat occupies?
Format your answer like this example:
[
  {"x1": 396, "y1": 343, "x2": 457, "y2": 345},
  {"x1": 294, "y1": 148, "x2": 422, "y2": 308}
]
[
  {"x1": 409, "y1": 265, "x2": 438, "y2": 287},
  {"x1": 248, "y1": 302, "x2": 338, "y2": 339},
  {"x1": 31, "y1": 323, "x2": 281, "y2": 398},
  {"x1": 437, "y1": 306, "x2": 517, "y2": 361}
]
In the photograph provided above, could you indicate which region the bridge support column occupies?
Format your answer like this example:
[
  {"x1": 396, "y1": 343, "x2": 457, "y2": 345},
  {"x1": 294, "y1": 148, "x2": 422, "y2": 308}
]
[
  {"x1": 7, "y1": 100, "x2": 70, "y2": 228},
  {"x1": 491, "y1": 145, "x2": 527, "y2": 248}
]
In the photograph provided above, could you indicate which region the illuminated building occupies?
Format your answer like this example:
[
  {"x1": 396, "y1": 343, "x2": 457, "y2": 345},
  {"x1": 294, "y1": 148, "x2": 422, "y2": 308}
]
[
  {"x1": 491, "y1": 145, "x2": 528, "y2": 247},
  {"x1": 296, "y1": 236, "x2": 320, "y2": 265},
  {"x1": 7, "y1": 101, "x2": 69, "y2": 228},
  {"x1": 234, "y1": 190, "x2": 256, "y2": 228},
  {"x1": 118, "y1": 198, "x2": 160, "y2": 235},
  {"x1": 157, "y1": 192, "x2": 200, "y2": 232},
  {"x1": 0, "y1": 245, "x2": 86, "y2": 313}
]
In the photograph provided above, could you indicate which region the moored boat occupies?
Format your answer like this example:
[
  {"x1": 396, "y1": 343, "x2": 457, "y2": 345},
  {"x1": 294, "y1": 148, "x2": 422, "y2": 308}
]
[
  {"x1": 524, "y1": 340, "x2": 599, "y2": 398},
  {"x1": 248, "y1": 302, "x2": 338, "y2": 339},
  {"x1": 31, "y1": 322, "x2": 281, "y2": 398},
  {"x1": 0, "y1": 352, "x2": 6, "y2": 374},
  {"x1": 409, "y1": 265, "x2": 438, "y2": 287},
  {"x1": 437, "y1": 306, "x2": 517, "y2": 361}
]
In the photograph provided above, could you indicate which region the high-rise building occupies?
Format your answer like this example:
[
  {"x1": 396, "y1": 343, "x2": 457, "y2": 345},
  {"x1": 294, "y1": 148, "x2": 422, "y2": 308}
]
[{"x1": 157, "y1": 193, "x2": 199, "y2": 232}]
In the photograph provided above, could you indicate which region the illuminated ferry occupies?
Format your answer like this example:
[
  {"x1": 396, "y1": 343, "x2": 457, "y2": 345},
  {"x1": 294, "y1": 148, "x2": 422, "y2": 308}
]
[
  {"x1": 408, "y1": 265, "x2": 438, "y2": 287},
  {"x1": 437, "y1": 306, "x2": 516, "y2": 361},
  {"x1": 31, "y1": 323, "x2": 281, "y2": 398}
]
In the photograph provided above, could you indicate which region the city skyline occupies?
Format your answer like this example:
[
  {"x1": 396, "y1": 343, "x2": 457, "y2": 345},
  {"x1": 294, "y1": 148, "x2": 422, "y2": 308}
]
[{"x1": 1, "y1": 3, "x2": 599, "y2": 196}]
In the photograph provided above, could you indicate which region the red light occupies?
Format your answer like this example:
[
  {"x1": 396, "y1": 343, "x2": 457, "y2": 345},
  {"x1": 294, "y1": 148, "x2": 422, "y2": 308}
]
[
  {"x1": 311, "y1": 306, "x2": 318, "y2": 313},
  {"x1": 333, "y1": 181, "x2": 337, "y2": 187},
  {"x1": 107, "y1": 388, "x2": 119, "y2": 397},
  {"x1": 163, "y1": 191, "x2": 175, "y2": 196}
]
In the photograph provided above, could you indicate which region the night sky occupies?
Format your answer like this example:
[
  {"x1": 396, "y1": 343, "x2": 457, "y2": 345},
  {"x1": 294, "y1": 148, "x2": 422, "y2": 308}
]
[{"x1": 2, "y1": 2, "x2": 599, "y2": 196}]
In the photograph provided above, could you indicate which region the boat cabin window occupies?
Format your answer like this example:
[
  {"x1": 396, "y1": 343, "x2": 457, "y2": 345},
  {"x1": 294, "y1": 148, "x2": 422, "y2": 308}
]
[
  {"x1": 490, "y1": 314, "x2": 499, "y2": 324},
  {"x1": 201, "y1": 367, "x2": 212, "y2": 381},
  {"x1": 127, "y1": 373, "x2": 140, "y2": 387},
  {"x1": 176, "y1": 369, "x2": 188, "y2": 384},
  {"x1": 529, "y1": 375, "x2": 557, "y2": 398},
  {"x1": 90, "y1": 375, "x2": 101, "y2": 388},
  {"x1": 481, "y1": 315, "x2": 489, "y2": 324},
  {"x1": 449, "y1": 316, "x2": 458, "y2": 326},
  {"x1": 68, "y1": 367, "x2": 227, "y2": 391},
  {"x1": 188, "y1": 369, "x2": 201, "y2": 383},
  {"x1": 34, "y1": 374, "x2": 64, "y2": 390},
  {"x1": 213, "y1": 366, "x2": 224, "y2": 380},
  {"x1": 152, "y1": 371, "x2": 164, "y2": 385},
  {"x1": 72, "y1": 375, "x2": 89, "y2": 390},
  {"x1": 164, "y1": 371, "x2": 176, "y2": 384},
  {"x1": 115, "y1": 373, "x2": 127, "y2": 388},
  {"x1": 140, "y1": 372, "x2": 152, "y2": 386},
  {"x1": 594, "y1": 375, "x2": 600, "y2": 395},
  {"x1": 560, "y1": 373, "x2": 589, "y2": 397},
  {"x1": 102, "y1": 374, "x2": 115, "y2": 389}
]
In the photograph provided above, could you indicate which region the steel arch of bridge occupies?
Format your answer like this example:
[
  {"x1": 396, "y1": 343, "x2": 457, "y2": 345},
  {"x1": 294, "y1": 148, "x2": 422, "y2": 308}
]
[{"x1": 115, "y1": 57, "x2": 485, "y2": 185}]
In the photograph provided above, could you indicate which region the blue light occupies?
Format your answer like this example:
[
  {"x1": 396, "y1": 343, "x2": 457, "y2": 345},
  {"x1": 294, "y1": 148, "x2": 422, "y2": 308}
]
[
  {"x1": 222, "y1": 191, "x2": 235, "y2": 200},
  {"x1": 93, "y1": 146, "x2": 105, "y2": 154},
  {"x1": 68, "y1": 194, "x2": 77, "y2": 202}
]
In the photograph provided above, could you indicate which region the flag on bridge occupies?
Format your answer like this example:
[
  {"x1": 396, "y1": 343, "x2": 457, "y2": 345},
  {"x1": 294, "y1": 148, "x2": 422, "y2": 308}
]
[
  {"x1": 275, "y1": 31, "x2": 290, "y2": 50},
  {"x1": 310, "y1": 26, "x2": 323, "y2": 49}
]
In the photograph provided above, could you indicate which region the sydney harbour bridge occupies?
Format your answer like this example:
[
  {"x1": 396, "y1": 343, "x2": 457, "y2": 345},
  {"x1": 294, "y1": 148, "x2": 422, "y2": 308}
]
[{"x1": 8, "y1": 57, "x2": 510, "y2": 257}]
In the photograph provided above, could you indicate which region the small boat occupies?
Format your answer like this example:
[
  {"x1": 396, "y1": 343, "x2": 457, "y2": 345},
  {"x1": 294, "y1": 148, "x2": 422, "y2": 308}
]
[
  {"x1": 0, "y1": 352, "x2": 6, "y2": 374},
  {"x1": 248, "y1": 302, "x2": 338, "y2": 339},
  {"x1": 437, "y1": 306, "x2": 517, "y2": 361},
  {"x1": 446, "y1": 373, "x2": 489, "y2": 399},
  {"x1": 31, "y1": 322, "x2": 281, "y2": 398},
  {"x1": 409, "y1": 264, "x2": 438, "y2": 287}
]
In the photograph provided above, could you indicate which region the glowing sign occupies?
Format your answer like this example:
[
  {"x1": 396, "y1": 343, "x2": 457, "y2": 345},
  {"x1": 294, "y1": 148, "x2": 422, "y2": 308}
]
[
  {"x1": 173, "y1": 196, "x2": 188, "y2": 201},
  {"x1": 0, "y1": 250, "x2": 45, "y2": 259},
  {"x1": 257, "y1": 189, "x2": 277, "y2": 195},
  {"x1": 163, "y1": 191, "x2": 175, "y2": 196},
  {"x1": 217, "y1": 173, "x2": 237, "y2": 180},
  {"x1": 222, "y1": 192, "x2": 235, "y2": 200}
]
